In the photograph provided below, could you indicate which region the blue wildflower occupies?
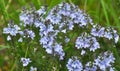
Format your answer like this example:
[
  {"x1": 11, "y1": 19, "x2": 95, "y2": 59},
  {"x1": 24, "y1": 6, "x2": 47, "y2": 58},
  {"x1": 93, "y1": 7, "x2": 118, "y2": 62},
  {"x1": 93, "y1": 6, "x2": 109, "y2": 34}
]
[
  {"x1": 94, "y1": 51, "x2": 115, "y2": 71},
  {"x1": 3, "y1": 24, "x2": 20, "y2": 36},
  {"x1": 75, "y1": 33, "x2": 100, "y2": 52},
  {"x1": 66, "y1": 57, "x2": 83, "y2": 71},
  {"x1": 21, "y1": 57, "x2": 31, "y2": 67},
  {"x1": 30, "y1": 66, "x2": 37, "y2": 71}
]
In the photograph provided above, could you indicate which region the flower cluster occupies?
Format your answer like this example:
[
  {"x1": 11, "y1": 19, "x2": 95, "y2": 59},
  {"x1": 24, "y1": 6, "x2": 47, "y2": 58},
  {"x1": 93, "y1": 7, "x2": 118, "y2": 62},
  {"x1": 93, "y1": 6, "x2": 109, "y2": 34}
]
[
  {"x1": 39, "y1": 23, "x2": 65, "y2": 60},
  {"x1": 30, "y1": 66, "x2": 37, "y2": 71},
  {"x1": 94, "y1": 51, "x2": 115, "y2": 71},
  {"x1": 3, "y1": 2, "x2": 119, "y2": 71},
  {"x1": 67, "y1": 51, "x2": 115, "y2": 71},
  {"x1": 37, "y1": 2, "x2": 93, "y2": 60},
  {"x1": 91, "y1": 25, "x2": 119, "y2": 43},
  {"x1": 21, "y1": 57, "x2": 31, "y2": 67},
  {"x1": 84, "y1": 61, "x2": 97, "y2": 71},
  {"x1": 19, "y1": 29, "x2": 35, "y2": 40},
  {"x1": 75, "y1": 32, "x2": 100, "y2": 52},
  {"x1": 3, "y1": 22, "x2": 20, "y2": 41},
  {"x1": 3, "y1": 23, "x2": 35, "y2": 42},
  {"x1": 66, "y1": 57, "x2": 83, "y2": 71},
  {"x1": 19, "y1": 6, "x2": 35, "y2": 27},
  {"x1": 21, "y1": 57, "x2": 37, "y2": 71}
]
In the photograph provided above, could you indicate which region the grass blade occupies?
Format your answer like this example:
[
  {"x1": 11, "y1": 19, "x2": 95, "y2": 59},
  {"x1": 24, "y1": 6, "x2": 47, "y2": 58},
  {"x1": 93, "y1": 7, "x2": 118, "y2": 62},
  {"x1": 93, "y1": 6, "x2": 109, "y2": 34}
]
[
  {"x1": 0, "y1": 0, "x2": 9, "y2": 24},
  {"x1": 100, "y1": 0, "x2": 110, "y2": 26}
]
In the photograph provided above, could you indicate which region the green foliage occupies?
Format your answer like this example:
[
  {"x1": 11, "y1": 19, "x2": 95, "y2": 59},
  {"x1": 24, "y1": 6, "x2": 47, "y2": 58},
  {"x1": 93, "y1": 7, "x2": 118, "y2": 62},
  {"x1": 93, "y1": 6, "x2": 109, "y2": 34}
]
[
  {"x1": 100, "y1": 0, "x2": 110, "y2": 26},
  {"x1": 0, "y1": 45, "x2": 10, "y2": 50},
  {"x1": 0, "y1": 0, "x2": 9, "y2": 24}
]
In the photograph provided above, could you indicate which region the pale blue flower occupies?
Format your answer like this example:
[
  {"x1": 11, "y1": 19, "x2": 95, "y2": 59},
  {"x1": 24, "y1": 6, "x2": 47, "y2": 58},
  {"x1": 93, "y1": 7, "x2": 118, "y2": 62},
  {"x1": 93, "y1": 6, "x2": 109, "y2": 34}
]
[
  {"x1": 20, "y1": 11, "x2": 34, "y2": 26},
  {"x1": 110, "y1": 67, "x2": 115, "y2": 71},
  {"x1": 68, "y1": 22, "x2": 74, "y2": 30},
  {"x1": 3, "y1": 24, "x2": 20, "y2": 36},
  {"x1": 30, "y1": 66, "x2": 37, "y2": 71},
  {"x1": 19, "y1": 31, "x2": 24, "y2": 35},
  {"x1": 104, "y1": 31, "x2": 113, "y2": 40},
  {"x1": 61, "y1": 29, "x2": 66, "y2": 33},
  {"x1": 40, "y1": 36, "x2": 49, "y2": 45},
  {"x1": 54, "y1": 43, "x2": 65, "y2": 60},
  {"x1": 18, "y1": 37, "x2": 23, "y2": 42},
  {"x1": 90, "y1": 37, "x2": 100, "y2": 52},
  {"x1": 65, "y1": 36, "x2": 70, "y2": 43},
  {"x1": 21, "y1": 57, "x2": 31, "y2": 67},
  {"x1": 91, "y1": 27, "x2": 105, "y2": 37},
  {"x1": 91, "y1": 25, "x2": 119, "y2": 43},
  {"x1": 45, "y1": 47, "x2": 53, "y2": 54},
  {"x1": 46, "y1": 14, "x2": 61, "y2": 24},
  {"x1": 114, "y1": 33, "x2": 119, "y2": 43},
  {"x1": 94, "y1": 51, "x2": 115, "y2": 71},
  {"x1": 84, "y1": 61, "x2": 97, "y2": 71},
  {"x1": 7, "y1": 35, "x2": 11, "y2": 41},
  {"x1": 27, "y1": 30, "x2": 35, "y2": 39},
  {"x1": 34, "y1": 20, "x2": 43, "y2": 28},
  {"x1": 75, "y1": 33, "x2": 100, "y2": 52},
  {"x1": 37, "y1": 6, "x2": 46, "y2": 15},
  {"x1": 66, "y1": 57, "x2": 83, "y2": 71},
  {"x1": 81, "y1": 50, "x2": 86, "y2": 55},
  {"x1": 39, "y1": 24, "x2": 54, "y2": 36},
  {"x1": 113, "y1": 30, "x2": 119, "y2": 43}
]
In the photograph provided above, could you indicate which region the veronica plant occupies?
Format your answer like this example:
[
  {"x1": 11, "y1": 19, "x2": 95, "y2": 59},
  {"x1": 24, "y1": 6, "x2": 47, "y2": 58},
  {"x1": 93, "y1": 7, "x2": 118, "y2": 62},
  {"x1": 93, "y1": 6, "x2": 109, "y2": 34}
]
[{"x1": 3, "y1": 2, "x2": 119, "y2": 71}]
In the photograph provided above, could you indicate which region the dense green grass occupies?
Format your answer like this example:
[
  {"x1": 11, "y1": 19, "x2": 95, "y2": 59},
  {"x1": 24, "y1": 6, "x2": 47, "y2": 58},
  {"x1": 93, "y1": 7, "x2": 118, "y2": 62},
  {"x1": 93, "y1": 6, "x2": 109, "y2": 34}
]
[{"x1": 0, "y1": 0, "x2": 120, "y2": 70}]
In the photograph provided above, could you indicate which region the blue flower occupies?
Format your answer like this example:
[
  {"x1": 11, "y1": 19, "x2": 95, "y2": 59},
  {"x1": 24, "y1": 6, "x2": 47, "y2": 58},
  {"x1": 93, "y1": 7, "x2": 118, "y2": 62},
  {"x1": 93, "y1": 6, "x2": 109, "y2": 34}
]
[
  {"x1": 91, "y1": 26, "x2": 105, "y2": 37},
  {"x1": 18, "y1": 37, "x2": 23, "y2": 42},
  {"x1": 91, "y1": 25, "x2": 119, "y2": 43},
  {"x1": 20, "y1": 11, "x2": 34, "y2": 26},
  {"x1": 66, "y1": 57, "x2": 83, "y2": 71},
  {"x1": 94, "y1": 51, "x2": 115, "y2": 71},
  {"x1": 81, "y1": 50, "x2": 86, "y2": 55},
  {"x1": 90, "y1": 37, "x2": 100, "y2": 52},
  {"x1": 27, "y1": 30, "x2": 35, "y2": 40},
  {"x1": 75, "y1": 33, "x2": 100, "y2": 52},
  {"x1": 65, "y1": 36, "x2": 70, "y2": 43},
  {"x1": 40, "y1": 36, "x2": 49, "y2": 45},
  {"x1": 54, "y1": 43, "x2": 65, "y2": 60},
  {"x1": 7, "y1": 35, "x2": 11, "y2": 41},
  {"x1": 21, "y1": 57, "x2": 31, "y2": 67},
  {"x1": 37, "y1": 6, "x2": 46, "y2": 15},
  {"x1": 45, "y1": 46, "x2": 53, "y2": 54},
  {"x1": 113, "y1": 30, "x2": 119, "y2": 43},
  {"x1": 46, "y1": 14, "x2": 62, "y2": 24},
  {"x1": 104, "y1": 31, "x2": 113, "y2": 40},
  {"x1": 3, "y1": 24, "x2": 20, "y2": 36},
  {"x1": 39, "y1": 24, "x2": 54, "y2": 36},
  {"x1": 30, "y1": 66, "x2": 37, "y2": 71},
  {"x1": 84, "y1": 61, "x2": 97, "y2": 71}
]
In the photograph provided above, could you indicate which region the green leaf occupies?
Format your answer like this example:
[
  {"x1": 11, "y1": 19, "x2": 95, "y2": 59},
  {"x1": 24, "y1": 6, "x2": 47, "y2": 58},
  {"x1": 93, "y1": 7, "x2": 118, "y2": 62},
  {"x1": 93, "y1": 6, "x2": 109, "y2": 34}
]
[
  {"x1": 0, "y1": 0, "x2": 9, "y2": 24},
  {"x1": 100, "y1": 0, "x2": 110, "y2": 26},
  {"x1": 32, "y1": 0, "x2": 41, "y2": 9},
  {"x1": 18, "y1": 0, "x2": 26, "y2": 5},
  {"x1": 0, "y1": 45, "x2": 10, "y2": 50}
]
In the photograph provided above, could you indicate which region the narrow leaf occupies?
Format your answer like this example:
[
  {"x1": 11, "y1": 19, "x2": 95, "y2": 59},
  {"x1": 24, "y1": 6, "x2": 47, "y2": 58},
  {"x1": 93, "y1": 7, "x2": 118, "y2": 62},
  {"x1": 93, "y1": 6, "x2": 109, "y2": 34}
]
[{"x1": 0, "y1": 45, "x2": 10, "y2": 50}]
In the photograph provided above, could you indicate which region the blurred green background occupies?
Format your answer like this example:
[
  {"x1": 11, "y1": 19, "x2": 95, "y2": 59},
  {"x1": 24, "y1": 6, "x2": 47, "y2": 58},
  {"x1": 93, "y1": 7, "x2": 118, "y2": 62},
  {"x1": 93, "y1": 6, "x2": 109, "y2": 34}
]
[{"x1": 0, "y1": 0, "x2": 120, "y2": 70}]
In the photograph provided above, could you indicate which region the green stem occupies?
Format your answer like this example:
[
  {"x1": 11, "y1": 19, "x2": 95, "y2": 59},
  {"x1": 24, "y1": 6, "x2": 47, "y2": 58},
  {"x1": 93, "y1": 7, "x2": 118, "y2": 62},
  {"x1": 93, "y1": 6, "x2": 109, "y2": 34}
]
[
  {"x1": 84, "y1": 0, "x2": 87, "y2": 12},
  {"x1": 10, "y1": 60, "x2": 16, "y2": 71},
  {"x1": 100, "y1": 0, "x2": 110, "y2": 26},
  {"x1": 22, "y1": 43, "x2": 29, "y2": 71}
]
